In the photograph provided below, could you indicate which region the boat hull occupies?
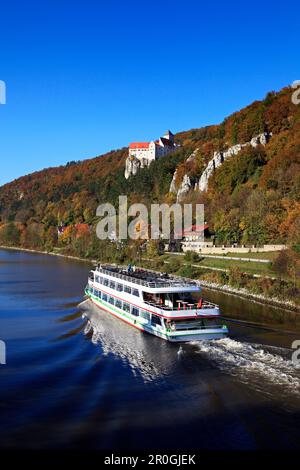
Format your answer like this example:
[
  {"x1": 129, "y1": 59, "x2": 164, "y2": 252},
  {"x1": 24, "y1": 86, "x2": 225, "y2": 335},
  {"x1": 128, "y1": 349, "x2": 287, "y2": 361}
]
[
  {"x1": 85, "y1": 290, "x2": 228, "y2": 343},
  {"x1": 166, "y1": 331, "x2": 228, "y2": 342}
]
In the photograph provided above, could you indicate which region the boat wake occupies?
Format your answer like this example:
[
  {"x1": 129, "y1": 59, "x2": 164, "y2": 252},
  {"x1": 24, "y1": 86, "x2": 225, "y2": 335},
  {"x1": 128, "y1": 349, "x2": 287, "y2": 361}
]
[
  {"x1": 81, "y1": 308, "x2": 173, "y2": 383},
  {"x1": 194, "y1": 338, "x2": 300, "y2": 398}
]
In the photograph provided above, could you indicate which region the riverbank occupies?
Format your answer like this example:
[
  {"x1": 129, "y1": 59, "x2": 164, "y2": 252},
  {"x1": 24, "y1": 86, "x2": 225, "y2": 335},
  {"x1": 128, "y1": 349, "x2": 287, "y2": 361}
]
[
  {"x1": 1, "y1": 244, "x2": 300, "y2": 315},
  {"x1": 140, "y1": 258, "x2": 300, "y2": 313},
  {"x1": 172, "y1": 270, "x2": 300, "y2": 315},
  {"x1": 200, "y1": 280, "x2": 300, "y2": 314},
  {"x1": 0, "y1": 245, "x2": 96, "y2": 264}
]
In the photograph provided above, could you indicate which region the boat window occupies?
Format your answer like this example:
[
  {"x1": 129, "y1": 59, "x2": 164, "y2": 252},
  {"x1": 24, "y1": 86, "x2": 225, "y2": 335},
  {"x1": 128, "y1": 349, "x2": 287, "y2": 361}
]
[
  {"x1": 115, "y1": 299, "x2": 122, "y2": 309},
  {"x1": 143, "y1": 292, "x2": 162, "y2": 305},
  {"x1": 140, "y1": 310, "x2": 151, "y2": 322},
  {"x1": 103, "y1": 278, "x2": 109, "y2": 287},
  {"x1": 102, "y1": 293, "x2": 108, "y2": 302},
  {"x1": 94, "y1": 289, "x2": 99, "y2": 297},
  {"x1": 117, "y1": 283, "x2": 123, "y2": 292},
  {"x1": 123, "y1": 302, "x2": 130, "y2": 313},
  {"x1": 132, "y1": 288, "x2": 139, "y2": 297},
  {"x1": 124, "y1": 285, "x2": 131, "y2": 294},
  {"x1": 99, "y1": 277, "x2": 103, "y2": 284},
  {"x1": 131, "y1": 307, "x2": 139, "y2": 317},
  {"x1": 109, "y1": 280, "x2": 116, "y2": 290},
  {"x1": 95, "y1": 276, "x2": 100, "y2": 283},
  {"x1": 98, "y1": 291, "x2": 102, "y2": 299},
  {"x1": 151, "y1": 314, "x2": 162, "y2": 327},
  {"x1": 109, "y1": 296, "x2": 115, "y2": 305}
]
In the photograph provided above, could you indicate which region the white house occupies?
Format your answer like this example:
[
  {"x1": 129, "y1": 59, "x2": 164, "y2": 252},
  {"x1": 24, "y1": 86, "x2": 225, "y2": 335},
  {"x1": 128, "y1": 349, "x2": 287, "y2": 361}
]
[
  {"x1": 125, "y1": 131, "x2": 179, "y2": 179},
  {"x1": 127, "y1": 130, "x2": 179, "y2": 168}
]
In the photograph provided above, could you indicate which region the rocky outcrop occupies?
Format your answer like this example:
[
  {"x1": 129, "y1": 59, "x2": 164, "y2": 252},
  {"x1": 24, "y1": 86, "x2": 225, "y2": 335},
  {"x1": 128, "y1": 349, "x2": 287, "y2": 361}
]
[
  {"x1": 186, "y1": 147, "x2": 199, "y2": 163},
  {"x1": 169, "y1": 149, "x2": 199, "y2": 200},
  {"x1": 169, "y1": 169, "x2": 178, "y2": 194},
  {"x1": 176, "y1": 174, "x2": 193, "y2": 202},
  {"x1": 169, "y1": 133, "x2": 271, "y2": 199},
  {"x1": 250, "y1": 133, "x2": 269, "y2": 147},
  {"x1": 198, "y1": 132, "x2": 271, "y2": 192}
]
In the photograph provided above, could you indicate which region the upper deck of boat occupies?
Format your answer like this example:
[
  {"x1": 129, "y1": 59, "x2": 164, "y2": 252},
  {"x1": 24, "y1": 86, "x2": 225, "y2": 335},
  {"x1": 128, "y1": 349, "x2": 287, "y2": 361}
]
[{"x1": 92, "y1": 264, "x2": 199, "y2": 291}]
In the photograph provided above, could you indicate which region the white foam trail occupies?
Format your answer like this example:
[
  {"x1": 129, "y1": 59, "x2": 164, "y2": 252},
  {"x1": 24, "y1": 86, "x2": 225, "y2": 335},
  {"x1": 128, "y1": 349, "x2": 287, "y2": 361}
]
[
  {"x1": 82, "y1": 313, "x2": 164, "y2": 382},
  {"x1": 83, "y1": 319, "x2": 92, "y2": 335},
  {"x1": 194, "y1": 338, "x2": 300, "y2": 396}
]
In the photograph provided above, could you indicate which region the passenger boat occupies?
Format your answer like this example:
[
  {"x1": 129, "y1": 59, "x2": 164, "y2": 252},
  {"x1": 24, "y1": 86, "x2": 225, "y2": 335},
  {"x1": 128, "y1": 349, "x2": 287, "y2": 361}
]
[{"x1": 85, "y1": 264, "x2": 228, "y2": 342}]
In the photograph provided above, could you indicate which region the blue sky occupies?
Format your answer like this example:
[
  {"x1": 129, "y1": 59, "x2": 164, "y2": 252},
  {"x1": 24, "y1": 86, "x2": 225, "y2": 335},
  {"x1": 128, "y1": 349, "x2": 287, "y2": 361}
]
[{"x1": 0, "y1": 0, "x2": 299, "y2": 186}]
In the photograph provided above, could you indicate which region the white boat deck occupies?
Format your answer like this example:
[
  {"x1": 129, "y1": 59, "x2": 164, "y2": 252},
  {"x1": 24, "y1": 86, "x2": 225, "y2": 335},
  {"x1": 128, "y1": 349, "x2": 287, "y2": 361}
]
[{"x1": 94, "y1": 264, "x2": 198, "y2": 290}]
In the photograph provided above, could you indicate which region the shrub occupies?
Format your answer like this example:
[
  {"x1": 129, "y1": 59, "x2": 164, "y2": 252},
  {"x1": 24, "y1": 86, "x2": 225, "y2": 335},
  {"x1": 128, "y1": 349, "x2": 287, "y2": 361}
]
[
  {"x1": 184, "y1": 251, "x2": 200, "y2": 263},
  {"x1": 177, "y1": 264, "x2": 200, "y2": 279},
  {"x1": 228, "y1": 266, "x2": 245, "y2": 288},
  {"x1": 0, "y1": 222, "x2": 21, "y2": 246},
  {"x1": 165, "y1": 258, "x2": 181, "y2": 273},
  {"x1": 152, "y1": 259, "x2": 165, "y2": 270}
]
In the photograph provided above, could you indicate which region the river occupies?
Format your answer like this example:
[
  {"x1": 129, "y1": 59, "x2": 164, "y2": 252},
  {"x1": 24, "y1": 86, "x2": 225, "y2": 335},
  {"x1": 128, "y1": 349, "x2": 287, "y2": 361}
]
[{"x1": 0, "y1": 248, "x2": 299, "y2": 451}]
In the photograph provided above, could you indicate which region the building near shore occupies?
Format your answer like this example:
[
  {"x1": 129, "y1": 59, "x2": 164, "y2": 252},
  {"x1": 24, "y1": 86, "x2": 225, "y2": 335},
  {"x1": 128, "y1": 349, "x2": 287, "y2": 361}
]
[{"x1": 125, "y1": 130, "x2": 179, "y2": 179}]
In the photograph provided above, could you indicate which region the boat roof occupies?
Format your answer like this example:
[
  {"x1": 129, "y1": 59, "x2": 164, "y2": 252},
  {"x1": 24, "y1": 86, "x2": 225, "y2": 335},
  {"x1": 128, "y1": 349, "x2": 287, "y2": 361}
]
[{"x1": 92, "y1": 264, "x2": 200, "y2": 293}]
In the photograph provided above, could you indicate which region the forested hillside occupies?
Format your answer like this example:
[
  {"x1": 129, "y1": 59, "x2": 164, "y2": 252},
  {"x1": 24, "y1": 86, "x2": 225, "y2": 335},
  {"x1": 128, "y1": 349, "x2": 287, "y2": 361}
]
[{"x1": 0, "y1": 85, "x2": 299, "y2": 255}]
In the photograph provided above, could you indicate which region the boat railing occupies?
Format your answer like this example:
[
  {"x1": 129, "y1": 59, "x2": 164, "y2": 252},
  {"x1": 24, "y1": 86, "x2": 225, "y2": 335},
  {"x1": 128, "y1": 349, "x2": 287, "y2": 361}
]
[
  {"x1": 144, "y1": 299, "x2": 219, "y2": 311},
  {"x1": 93, "y1": 265, "x2": 197, "y2": 289},
  {"x1": 202, "y1": 300, "x2": 219, "y2": 309},
  {"x1": 88, "y1": 278, "x2": 218, "y2": 311}
]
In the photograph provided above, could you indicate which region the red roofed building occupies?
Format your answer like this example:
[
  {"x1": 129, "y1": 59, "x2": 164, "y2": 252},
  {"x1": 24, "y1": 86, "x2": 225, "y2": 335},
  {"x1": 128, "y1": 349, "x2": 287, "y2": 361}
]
[
  {"x1": 175, "y1": 224, "x2": 209, "y2": 239},
  {"x1": 180, "y1": 223, "x2": 214, "y2": 253},
  {"x1": 129, "y1": 142, "x2": 150, "y2": 149},
  {"x1": 125, "y1": 130, "x2": 179, "y2": 178},
  {"x1": 57, "y1": 223, "x2": 91, "y2": 239}
]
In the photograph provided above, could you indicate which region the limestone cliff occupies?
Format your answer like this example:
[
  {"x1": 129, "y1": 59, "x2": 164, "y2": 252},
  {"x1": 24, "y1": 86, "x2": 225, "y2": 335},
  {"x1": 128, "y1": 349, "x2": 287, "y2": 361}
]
[
  {"x1": 169, "y1": 132, "x2": 271, "y2": 199},
  {"x1": 169, "y1": 169, "x2": 178, "y2": 194},
  {"x1": 169, "y1": 149, "x2": 199, "y2": 202},
  {"x1": 176, "y1": 174, "x2": 193, "y2": 202},
  {"x1": 124, "y1": 156, "x2": 150, "y2": 179},
  {"x1": 198, "y1": 132, "x2": 271, "y2": 191}
]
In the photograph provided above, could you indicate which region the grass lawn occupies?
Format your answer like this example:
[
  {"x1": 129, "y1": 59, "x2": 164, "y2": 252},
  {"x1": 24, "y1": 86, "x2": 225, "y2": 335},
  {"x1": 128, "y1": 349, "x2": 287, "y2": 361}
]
[
  {"x1": 196, "y1": 257, "x2": 273, "y2": 276},
  {"x1": 210, "y1": 251, "x2": 280, "y2": 260},
  {"x1": 164, "y1": 253, "x2": 275, "y2": 277}
]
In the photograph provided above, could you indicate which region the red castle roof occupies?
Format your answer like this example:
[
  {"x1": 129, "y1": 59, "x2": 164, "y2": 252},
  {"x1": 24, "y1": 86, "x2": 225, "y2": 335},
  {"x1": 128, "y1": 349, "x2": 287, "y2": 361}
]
[{"x1": 129, "y1": 142, "x2": 150, "y2": 149}]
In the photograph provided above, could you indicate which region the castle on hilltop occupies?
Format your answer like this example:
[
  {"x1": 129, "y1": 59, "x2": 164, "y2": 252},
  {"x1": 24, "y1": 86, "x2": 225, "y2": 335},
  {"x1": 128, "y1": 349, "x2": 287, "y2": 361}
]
[{"x1": 125, "y1": 130, "x2": 179, "y2": 179}]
